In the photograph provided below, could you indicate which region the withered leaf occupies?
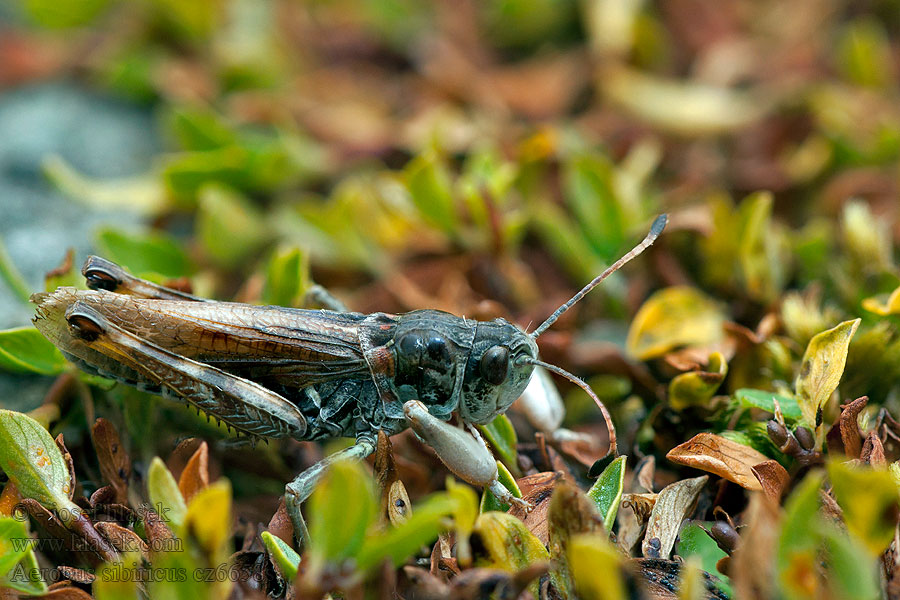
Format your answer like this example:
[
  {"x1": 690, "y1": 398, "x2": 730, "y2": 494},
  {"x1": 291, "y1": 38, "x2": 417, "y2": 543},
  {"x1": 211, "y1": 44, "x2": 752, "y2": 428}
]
[
  {"x1": 177, "y1": 440, "x2": 209, "y2": 504},
  {"x1": 548, "y1": 481, "x2": 605, "y2": 600},
  {"x1": 838, "y1": 396, "x2": 867, "y2": 458},
  {"x1": 642, "y1": 476, "x2": 708, "y2": 560},
  {"x1": 508, "y1": 472, "x2": 559, "y2": 545},
  {"x1": 95, "y1": 521, "x2": 149, "y2": 559},
  {"x1": 53, "y1": 434, "x2": 75, "y2": 501},
  {"x1": 31, "y1": 586, "x2": 94, "y2": 600},
  {"x1": 266, "y1": 499, "x2": 294, "y2": 549},
  {"x1": 56, "y1": 566, "x2": 94, "y2": 585},
  {"x1": 751, "y1": 460, "x2": 790, "y2": 502},
  {"x1": 91, "y1": 418, "x2": 130, "y2": 505},
  {"x1": 861, "y1": 431, "x2": 886, "y2": 466},
  {"x1": 666, "y1": 432, "x2": 768, "y2": 491}
]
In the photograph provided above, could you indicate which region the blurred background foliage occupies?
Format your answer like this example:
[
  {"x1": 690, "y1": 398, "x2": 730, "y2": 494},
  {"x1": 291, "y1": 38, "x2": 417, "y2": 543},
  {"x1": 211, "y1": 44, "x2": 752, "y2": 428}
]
[{"x1": 2, "y1": 0, "x2": 900, "y2": 598}]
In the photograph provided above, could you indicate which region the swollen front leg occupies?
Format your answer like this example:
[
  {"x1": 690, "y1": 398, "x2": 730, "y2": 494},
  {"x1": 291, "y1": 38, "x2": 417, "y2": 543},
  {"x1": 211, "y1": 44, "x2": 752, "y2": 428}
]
[
  {"x1": 402, "y1": 400, "x2": 532, "y2": 511},
  {"x1": 284, "y1": 436, "x2": 377, "y2": 546}
]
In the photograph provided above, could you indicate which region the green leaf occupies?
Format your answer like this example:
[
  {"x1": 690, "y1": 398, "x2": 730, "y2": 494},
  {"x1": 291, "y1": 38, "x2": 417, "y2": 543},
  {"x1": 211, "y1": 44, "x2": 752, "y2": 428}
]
[
  {"x1": 794, "y1": 319, "x2": 860, "y2": 429},
  {"x1": 0, "y1": 328, "x2": 67, "y2": 376},
  {"x1": 587, "y1": 455, "x2": 627, "y2": 531},
  {"x1": 733, "y1": 388, "x2": 803, "y2": 421},
  {"x1": 95, "y1": 227, "x2": 192, "y2": 279},
  {"x1": 93, "y1": 556, "x2": 141, "y2": 600},
  {"x1": 0, "y1": 518, "x2": 30, "y2": 577},
  {"x1": 821, "y1": 525, "x2": 880, "y2": 600},
  {"x1": 477, "y1": 414, "x2": 519, "y2": 476},
  {"x1": 166, "y1": 106, "x2": 238, "y2": 151},
  {"x1": 0, "y1": 411, "x2": 79, "y2": 519},
  {"x1": 0, "y1": 517, "x2": 47, "y2": 596},
  {"x1": 196, "y1": 184, "x2": 269, "y2": 268},
  {"x1": 404, "y1": 151, "x2": 458, "y2": 237},
  {"x1": 262, "y1": 246, "x2": 310, "y2": 308},
  {"x1": 827, "y1": 461, "x2": 898, "y2": 555},
  {"x1": 836, "y1": 18, "x2": 893, "y2": 89},
  {"x1": 0, "y1": 236, "x2": 32, "y2": 304},
  {"x1": 356, "y1": 492, "x2": 458, "y2": 573},
  {"x1": 676, "y1": 524, "x2": 731, "y2": 597},
  {"x1": 777, "y1": 471, "x2": 824, "y2": 599},
  {"x1": 737, "y1": 191, "x2": 784, "y2": 302},
  {"x1": 261, "y1": 531, "x2": 300, "y2": 581},
  {"x1": 23, "y1": 0, "x2": 110, "y2": 28},
  {"x1": 308, "y1": 459, "x2": 376, "y2": 569},
  {"x1": 445, "y1": 478, "x2": 478, "y2": 567},
  {"x1": 668, "y1": 352, "x2": 728, "y2": 410},
  {"x1": 626, "y1": 286, "x2": 726, "y2": 360},
  {"x1": 147, "y1": 457, "x2": 187, "y2": 531},
  {"x1": 44, "y1": 155, "x2": 169, "y2": 217},
  {"x1": 563, "y1": 154, "x2": 625, "y2": 259}
]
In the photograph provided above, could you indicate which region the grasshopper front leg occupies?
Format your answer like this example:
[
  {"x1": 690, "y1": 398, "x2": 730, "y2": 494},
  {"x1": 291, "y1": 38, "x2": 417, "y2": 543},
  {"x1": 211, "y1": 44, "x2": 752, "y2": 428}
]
[{"x1": 403, "y1": 401, "x2": 531, "y2": 511}]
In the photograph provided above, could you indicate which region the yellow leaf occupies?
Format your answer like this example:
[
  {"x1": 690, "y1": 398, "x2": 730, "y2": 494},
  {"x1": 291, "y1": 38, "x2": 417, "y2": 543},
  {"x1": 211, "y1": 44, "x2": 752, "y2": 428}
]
[
  {"x1": 626, "y1": 287, "x2": 726, "y2": 360},
  {"x1": 185, "y1": 480, "x2": 232, "y2": 556},
  {"x1": 794, "y1": 319, "x2": 860, "y2": 428},
  {"x1": 668, "y1": 352, "x2": 728, "y2": 410},
  {"x1": 862, "y1": 285, "x2": 900, "y2": 316},
  {"x1": 474, "y1": 511, "x2": 549, "y2": 597},
  {"x1": 568, "y1": 533, "x2": 626, "y2": 600},
  {"x1": 828, "y1": 461, "x2": 898, "y2": 555}
]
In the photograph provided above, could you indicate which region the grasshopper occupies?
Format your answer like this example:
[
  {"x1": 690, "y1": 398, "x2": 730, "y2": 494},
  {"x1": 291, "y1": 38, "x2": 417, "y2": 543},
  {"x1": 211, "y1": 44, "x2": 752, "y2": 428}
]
[{"x1": 32, "y1": 215, "x2": 666, "y2": 542}]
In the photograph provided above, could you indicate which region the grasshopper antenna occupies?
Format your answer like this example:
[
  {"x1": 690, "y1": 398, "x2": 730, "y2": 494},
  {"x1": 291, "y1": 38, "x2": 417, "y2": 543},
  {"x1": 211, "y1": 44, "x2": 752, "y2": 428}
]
[
  {"x1": 529, "y1": 214, "x2": 667, "y2": 339},
  {"x1": 516, "y1": 356, "x2": 618, "y2": 456}
]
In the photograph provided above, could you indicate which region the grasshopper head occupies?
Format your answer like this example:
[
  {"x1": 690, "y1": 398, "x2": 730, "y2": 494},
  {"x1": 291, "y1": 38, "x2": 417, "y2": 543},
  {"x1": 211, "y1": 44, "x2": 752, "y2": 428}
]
[{"x1": 458, "y1": 319, "x2": 538, "y2": 424}]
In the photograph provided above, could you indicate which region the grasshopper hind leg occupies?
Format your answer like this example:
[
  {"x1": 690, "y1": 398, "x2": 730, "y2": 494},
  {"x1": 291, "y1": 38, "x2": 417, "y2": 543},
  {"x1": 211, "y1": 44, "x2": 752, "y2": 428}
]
[{"x1": 285, "y1": 434, "x2": 377, "y2": 545}]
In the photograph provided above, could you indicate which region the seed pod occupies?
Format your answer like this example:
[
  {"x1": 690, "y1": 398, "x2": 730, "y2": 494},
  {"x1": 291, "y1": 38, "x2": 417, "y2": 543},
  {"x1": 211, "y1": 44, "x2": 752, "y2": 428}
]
[
  {"x1": 767, "y1": 420, "x2": 799, "y2": 455},
  {"x1": 793, "y1": 426, "x2": 815, "y2": 451},
  {"x1": 709, "y1": 520, "x2": 740, "y2": 555}
]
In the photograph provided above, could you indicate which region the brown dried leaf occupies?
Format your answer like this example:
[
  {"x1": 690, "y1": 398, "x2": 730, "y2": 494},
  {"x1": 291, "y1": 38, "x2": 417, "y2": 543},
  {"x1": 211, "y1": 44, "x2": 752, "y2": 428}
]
[
  {"x1": 642, "y1": 476, "x2": 708, "y2": 560},
  {"x1": 666, "y1": 432, "x2": 768, "y2": 490},
  {"x1": 838, "y1": 396, "x2": 867, "y2": 458},
  {"x1": 56, "y1": 566, "x2": 94, "y2": 585},
  {"x1": 508, "y1": 472, "x2": 559, "y2": 545},
  {"x1": 730, "y1": 493, "x2": 780, "y2": 599},
  {"x1": 548, "y1": 481, "x2": 605, "y2": 599},
  {"x1": 54, "y1": 433, "x2": 75, "y2": 500},
  {"x1": 387, "y1": 480, "x2": 412, "y2": 526},
  {"x1": 95, "y1": 521, "x2": 150, "y2": 559},
  {"x1": 635, "y1": 455, "x2": 656, "y2": 493},
  {"x1": 861, "y1": 430, "x2": 886, "y2": 466},
  {"x1": 32, "y1": 587, "x2": 94, "y2": 600},
  {"x1": 266, "y1": 499, "x2": 294, "y2": 550},
  {"x1": 177, "y1": 440, "x2": 209, "y2": 504},
  {"x1": 751, "y1": 460, "x2": 790, "y2": 502},
  {"x1": 91, "y1": 418, "x2": 131, "y2": 505}
]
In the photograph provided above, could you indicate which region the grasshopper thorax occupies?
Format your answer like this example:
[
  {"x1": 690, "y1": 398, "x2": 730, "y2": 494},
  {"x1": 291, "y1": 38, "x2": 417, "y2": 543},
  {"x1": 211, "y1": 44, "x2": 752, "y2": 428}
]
[{"x1": 390, "y1": 311, "x2": 537, "y2": 424}]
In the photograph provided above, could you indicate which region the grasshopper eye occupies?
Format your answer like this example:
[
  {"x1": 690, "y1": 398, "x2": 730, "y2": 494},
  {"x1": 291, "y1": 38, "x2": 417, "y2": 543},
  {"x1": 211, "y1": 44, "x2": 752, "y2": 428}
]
[{"x1": 480, "y1": 345, "x2": 509, "y2": 385}]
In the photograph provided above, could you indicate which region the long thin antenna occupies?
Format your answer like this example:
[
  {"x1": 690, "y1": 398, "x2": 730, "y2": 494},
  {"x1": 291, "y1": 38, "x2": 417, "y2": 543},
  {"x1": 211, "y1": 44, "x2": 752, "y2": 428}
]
[
  {"x1": 517, "y1": 356, "x2": 618, "y2": 456},
  {"x1": 529, "y1": 214, "x2": 667, "y2": 339}
]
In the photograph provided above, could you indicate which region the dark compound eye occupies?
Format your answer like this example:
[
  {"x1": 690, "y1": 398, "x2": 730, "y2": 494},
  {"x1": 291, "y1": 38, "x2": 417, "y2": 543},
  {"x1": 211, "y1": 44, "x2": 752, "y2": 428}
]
[
  {"x1": 398, "y1": 332, "x2": 425, "y2": 357},
  {"x1": 426, "y1": 335, "x2": 448, "y2": 360},
  {"x1": 479, "y1": 345, "x2": 509, "y2": 385}
]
